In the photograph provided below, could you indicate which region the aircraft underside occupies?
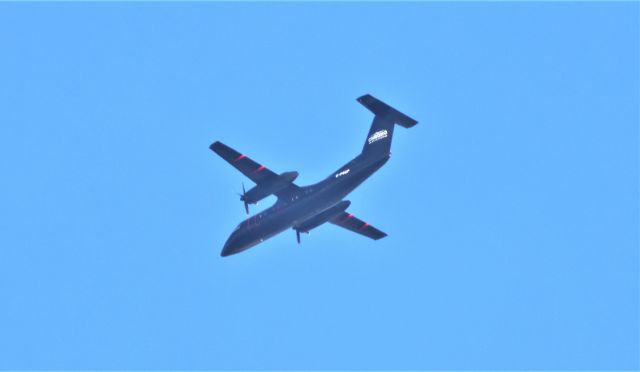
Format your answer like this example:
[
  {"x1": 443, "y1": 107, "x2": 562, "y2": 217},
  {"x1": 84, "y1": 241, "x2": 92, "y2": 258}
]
[{"x1": 211, "y1": 94, "x2": 418, "y2": 257}]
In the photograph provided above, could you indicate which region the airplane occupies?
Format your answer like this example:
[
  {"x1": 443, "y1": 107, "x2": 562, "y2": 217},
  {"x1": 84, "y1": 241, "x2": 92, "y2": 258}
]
[{"x1": 210, "y1": 94, "x2": 418, "y2": 257}]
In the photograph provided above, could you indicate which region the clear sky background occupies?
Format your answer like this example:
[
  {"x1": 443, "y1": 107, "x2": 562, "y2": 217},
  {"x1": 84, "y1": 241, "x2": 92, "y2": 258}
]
[{"x1": 0, "y1": 2, "x2": 638, "y2": 370}]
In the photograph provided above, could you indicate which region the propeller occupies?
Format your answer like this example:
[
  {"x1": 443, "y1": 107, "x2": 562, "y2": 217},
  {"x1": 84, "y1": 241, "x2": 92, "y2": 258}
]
[
  {"x1": 238, "y1": 182, "x2": 249, "y2": 215},
  {"x1": 295, "y1": 229, "x2": 309, "y2": 244}
]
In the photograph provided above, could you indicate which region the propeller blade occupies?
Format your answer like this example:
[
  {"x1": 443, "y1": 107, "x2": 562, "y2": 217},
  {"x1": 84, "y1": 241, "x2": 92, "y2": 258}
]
[{"x1": 240, "y1": 182, "x2": 249, "y2": 214}]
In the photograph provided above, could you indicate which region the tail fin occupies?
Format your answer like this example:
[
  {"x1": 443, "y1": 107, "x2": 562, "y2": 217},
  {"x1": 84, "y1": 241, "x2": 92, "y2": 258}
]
[{"x1": 358, "y1": 94, "x2": 418, "y2": 158}]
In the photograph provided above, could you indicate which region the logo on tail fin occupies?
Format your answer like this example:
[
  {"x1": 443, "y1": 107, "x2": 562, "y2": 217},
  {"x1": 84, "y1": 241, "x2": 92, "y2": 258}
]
[
  {"x1": 335, "y1": 169, "x2": 350, "y2": 178},
  {"x1": 368, "y1": 129, "x2": 388, "y2": 144}
]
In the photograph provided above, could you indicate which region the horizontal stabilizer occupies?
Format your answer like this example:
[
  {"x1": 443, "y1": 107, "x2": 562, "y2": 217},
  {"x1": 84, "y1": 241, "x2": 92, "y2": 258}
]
[{"x1": 357, "y1": 94, "x2": 418, "y2": 128}]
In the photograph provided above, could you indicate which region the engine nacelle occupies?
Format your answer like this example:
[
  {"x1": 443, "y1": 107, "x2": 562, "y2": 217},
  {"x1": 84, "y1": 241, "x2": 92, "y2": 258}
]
[
  {"x1": 295, "y1": 200, "x2": 351, "y2": 233},
  {"x1": 241, "y1": 171, "x2": 299, "y2": 205}
]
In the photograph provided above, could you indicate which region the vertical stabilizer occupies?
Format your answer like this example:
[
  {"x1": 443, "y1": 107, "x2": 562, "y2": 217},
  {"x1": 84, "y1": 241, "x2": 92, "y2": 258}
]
[{"x1": 358, "y1": 94, "x2": 418, "y2": 159}]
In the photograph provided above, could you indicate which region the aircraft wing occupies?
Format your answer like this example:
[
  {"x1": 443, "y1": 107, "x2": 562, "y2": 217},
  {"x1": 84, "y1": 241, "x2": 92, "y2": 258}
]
[
  {"x1": 210, "y1": 141, "x2": 279, "y2": 184},
  {"x1": 329, "y1": 212, "x2": 387, "y2": 240}
]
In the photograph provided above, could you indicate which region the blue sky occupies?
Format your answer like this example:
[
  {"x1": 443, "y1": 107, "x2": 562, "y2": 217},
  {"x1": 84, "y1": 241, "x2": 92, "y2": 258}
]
[{"x1": 0, "y1": 2, "x2": 638, "y2": 370}]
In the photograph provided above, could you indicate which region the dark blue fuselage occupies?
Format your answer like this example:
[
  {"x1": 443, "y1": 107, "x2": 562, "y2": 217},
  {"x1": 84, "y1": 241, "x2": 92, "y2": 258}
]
[{"x1": 221, "y1": 154, "x2": 389, "y2": 256}]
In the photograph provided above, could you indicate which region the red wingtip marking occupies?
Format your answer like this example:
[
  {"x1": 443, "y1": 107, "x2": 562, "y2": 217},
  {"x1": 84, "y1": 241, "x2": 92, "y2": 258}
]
[
  {"x1": 360, "y1": 223, "x2": 369, "y2": 230},
  {"x1": 254, "y1": 165, "x2": 266, "y2": 173},
  {"x1": 235, "y1": 154, "x2": 246, "y2": 161}
]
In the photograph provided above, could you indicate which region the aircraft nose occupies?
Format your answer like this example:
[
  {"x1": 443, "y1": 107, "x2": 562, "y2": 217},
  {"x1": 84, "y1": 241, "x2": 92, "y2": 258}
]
[
  {"x1": 221, "y1": 240, "x2": 234, "y2": 257},
  {"x1": 221, "y1": 233, "x2": 239, "y2": 257}
]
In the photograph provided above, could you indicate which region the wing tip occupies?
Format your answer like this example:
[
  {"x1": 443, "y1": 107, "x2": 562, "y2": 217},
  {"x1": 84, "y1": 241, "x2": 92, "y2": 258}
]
[
  {"x1": 210, "y1": 141, "x2": 232, "y2": 157},
  {"x1": 209, "y1": 141, "x2": 222, "y2": 151}
]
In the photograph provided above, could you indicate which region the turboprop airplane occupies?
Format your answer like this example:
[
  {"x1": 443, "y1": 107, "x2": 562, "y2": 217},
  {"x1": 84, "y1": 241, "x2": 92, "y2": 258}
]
[{"x1": 211, "y1": 94, "x2": 418, "y2": 257}]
